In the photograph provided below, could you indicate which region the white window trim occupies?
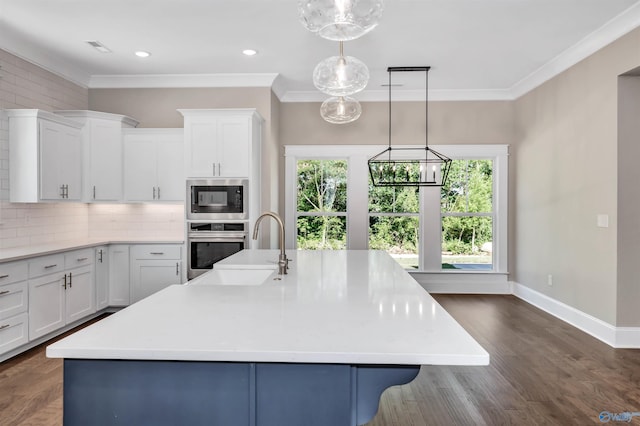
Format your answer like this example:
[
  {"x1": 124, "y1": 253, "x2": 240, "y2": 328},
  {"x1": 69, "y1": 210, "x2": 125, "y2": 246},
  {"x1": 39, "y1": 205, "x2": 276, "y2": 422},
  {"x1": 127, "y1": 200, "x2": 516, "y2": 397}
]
[{"x1": 284, "y1": 144, "x2": 508, "y2": 274}]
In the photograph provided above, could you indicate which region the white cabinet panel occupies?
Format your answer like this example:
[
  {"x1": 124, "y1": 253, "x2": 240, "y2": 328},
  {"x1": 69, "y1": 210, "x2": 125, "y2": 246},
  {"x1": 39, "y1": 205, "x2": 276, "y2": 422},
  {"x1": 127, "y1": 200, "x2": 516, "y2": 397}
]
[
  {"x1": 29, "y1": 272, "x2": 65, "y2": 340},
  {"x1": 0, "y1": 281, "x2": 28, "y2": 321},
  {"x1": 180, "y1": 110, "x2": 261, "y2": 179},
  {"x1": 123, "y1": 129, "x2": 184, "y2": 202},
  {"x1": 0, "y1": 313, "x2": 29, "y2": 354},
  {"x1": 8, "y1": 110, "x2": 83, "y2": 202},
  {"x1": 95, "y1": 246, "x2": 109, "y2": 310},
  {"x1": 54, "y1": 110, "x2": 139, "y2": 202},
  {"x1": 130, "y1": 244, "x2": 182, "y2": 304},
  {"x1": 65, "y1": 265, "x2": 94, "y2": 324},
  {"x1": 109, "y1": 245, "x2": 130, "y2": 306}
]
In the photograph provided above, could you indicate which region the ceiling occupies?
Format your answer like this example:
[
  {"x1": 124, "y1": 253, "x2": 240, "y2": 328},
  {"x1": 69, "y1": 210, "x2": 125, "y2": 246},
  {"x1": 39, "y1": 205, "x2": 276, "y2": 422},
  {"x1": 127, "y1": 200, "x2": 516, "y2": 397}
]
[{"x1": 1, "y1": 0, "x2": 640, "y2": 102}]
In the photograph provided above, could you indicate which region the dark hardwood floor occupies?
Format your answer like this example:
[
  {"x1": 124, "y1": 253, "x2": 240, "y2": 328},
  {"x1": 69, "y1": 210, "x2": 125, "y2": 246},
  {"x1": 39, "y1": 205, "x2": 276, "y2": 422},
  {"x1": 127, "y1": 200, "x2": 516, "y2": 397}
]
[{"x1": 1, "y1": 296, "x2": 639, "y2": 425}]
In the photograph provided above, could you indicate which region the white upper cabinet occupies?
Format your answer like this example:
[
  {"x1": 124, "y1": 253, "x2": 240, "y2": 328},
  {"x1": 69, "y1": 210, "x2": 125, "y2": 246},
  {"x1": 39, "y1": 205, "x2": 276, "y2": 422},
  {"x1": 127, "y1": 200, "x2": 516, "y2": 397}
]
[
  {"x1": 123, "y1": 128, "x2": 184, "y2": 202},
  {"x1": 179, "y1": 109, "x2": 262, "y2": 179},
  {"x1": 54, "y1": 110, "x2": 139, "y2": 202},
  {"x1": 8, "y1": 110, "x2": 84, "y2": 202}
]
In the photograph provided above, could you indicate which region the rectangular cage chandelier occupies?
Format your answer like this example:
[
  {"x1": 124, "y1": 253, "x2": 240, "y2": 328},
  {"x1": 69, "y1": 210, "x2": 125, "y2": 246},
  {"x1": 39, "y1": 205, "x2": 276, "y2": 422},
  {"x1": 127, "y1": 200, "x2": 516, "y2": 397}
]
[{"x1": 368, "y1": 66, "x2": 452, "y2": 187}]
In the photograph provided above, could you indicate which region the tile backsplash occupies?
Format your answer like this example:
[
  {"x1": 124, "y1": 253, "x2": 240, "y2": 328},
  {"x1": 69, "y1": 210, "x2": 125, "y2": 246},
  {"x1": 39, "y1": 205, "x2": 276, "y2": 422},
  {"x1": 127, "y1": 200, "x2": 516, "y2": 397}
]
[{"x1": 88, "y1": 204, "x2": 184, "y2": 241}]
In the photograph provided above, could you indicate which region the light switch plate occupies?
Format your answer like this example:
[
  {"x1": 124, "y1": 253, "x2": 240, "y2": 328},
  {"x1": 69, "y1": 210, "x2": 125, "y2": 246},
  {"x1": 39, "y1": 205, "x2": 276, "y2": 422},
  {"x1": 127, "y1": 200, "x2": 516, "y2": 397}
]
[{"x1": 597, "y1": 214, "x2": 609, "y2": 228}]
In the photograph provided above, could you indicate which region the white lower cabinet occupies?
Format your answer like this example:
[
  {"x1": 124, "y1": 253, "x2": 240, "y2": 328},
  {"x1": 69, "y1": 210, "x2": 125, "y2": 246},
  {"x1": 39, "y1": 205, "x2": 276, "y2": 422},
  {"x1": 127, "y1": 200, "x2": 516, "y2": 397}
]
[
  {"x1": 108, "y1": 245, "x2": 130, "y2": 306},
  {"x1": 0, "y1": 262, "x2": 29, "y2": 354},
  {"x1": 95, "y1": 246, "x2": 109, "y2": 310},
  {"x1": 28, "y1": 250, "x2": 95, "y2": 340},
  {"x1": 130, "y1": 245, "x2": 182, "y2": 304}
]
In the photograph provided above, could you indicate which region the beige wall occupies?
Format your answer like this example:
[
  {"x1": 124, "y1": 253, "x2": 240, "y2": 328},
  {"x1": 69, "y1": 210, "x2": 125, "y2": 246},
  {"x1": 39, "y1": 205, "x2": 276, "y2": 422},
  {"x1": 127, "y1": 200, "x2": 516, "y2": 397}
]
[{"x1": 514, "y1": 27, "x2": 640, "y2": 326}]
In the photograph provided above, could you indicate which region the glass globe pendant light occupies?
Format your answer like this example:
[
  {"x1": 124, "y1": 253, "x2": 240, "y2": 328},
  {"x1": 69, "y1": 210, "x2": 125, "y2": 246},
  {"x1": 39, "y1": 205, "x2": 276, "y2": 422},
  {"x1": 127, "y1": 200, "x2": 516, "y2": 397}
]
[
  {"x1": 320, "y1": 96, "x2": 362, "y2": 124},
  {"x1": 298, "y1": 0, "x2": 384, "y2": 41},
  {"x1": 313, "y1": 42, "x2": 369, "y2": 96}
]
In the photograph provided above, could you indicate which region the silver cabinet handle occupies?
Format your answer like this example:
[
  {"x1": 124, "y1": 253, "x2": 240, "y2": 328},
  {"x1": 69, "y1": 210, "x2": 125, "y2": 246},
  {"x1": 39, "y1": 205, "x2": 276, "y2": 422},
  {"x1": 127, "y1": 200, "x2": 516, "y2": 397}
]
[
  {"x1": 0, "y1": 290, "x2": 10, "y2": 296},
  {"x1": 0, "y1": 324, "x2": 9, "y2": 330},
  {"x1": 93, "y1": 185, "x2": 96, "y2": 199},
  {"x1": 157, "y1": 187, "x2": 161, "y2": 200},
  {"x1": 69, "y1": 272, "x2": 72, "y2": 288},
  {"x1": 77, "y1": 257, "x2": 88, "y2": 262},
  {"x1": 44, "y1": 264, "x2": 57, "y2": 269},
  {"x1": 98, "y1": 249, "x2": 103, "y2": 263},
  {"x1": 60, "y1": 185, "x2": 65, "y2": 198},
  {"x1": 176, "y1": 262, "x2": 179, "y2": 275},
  {"x1": 62, "y1": 275, "x2": 67, "y2": 290},
  {"x1": 213, "y1": 163, "x2": 216, "y2": 176},
  {"x1": 150, "y1": 252, "x2": 164, "y2": 255},
  {"x1": 0, "y1": 274, "x2": 9, "y2": 279}
]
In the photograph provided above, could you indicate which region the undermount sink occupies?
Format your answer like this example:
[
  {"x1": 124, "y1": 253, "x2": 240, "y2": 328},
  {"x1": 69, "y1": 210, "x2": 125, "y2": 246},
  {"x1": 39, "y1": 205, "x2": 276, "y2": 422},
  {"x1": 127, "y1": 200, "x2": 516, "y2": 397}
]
[{"x1": 190, "y1": 268, "x2": 277, "y2": 286}]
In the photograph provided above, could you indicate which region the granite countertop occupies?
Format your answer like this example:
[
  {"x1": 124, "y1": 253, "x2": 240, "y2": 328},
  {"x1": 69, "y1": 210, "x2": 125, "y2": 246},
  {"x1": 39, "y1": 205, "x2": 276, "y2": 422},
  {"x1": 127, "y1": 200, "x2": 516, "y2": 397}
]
[
  {"x1": 46, "y1": 250, "x2": 489, "y2": 366},
  {"x1": 0, "y1": 239, "x2": 184, "y2": 263}
]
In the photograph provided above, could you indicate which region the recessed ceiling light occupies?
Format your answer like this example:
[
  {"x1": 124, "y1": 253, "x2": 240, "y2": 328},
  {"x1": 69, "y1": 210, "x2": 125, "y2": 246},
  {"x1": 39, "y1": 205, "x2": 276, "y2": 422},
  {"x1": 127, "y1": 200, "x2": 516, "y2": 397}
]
[
  {"x1": 242, "y1": 49, "x2": 258, "y2": 56},
  {"x1": 135, "y1": 51, "x2": 151, "y2": 58}
]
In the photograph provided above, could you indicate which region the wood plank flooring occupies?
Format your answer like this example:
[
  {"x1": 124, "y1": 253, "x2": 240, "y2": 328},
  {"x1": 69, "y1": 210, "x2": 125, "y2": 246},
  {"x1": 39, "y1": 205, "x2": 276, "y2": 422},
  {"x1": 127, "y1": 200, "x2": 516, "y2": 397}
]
[{"x1": 1, "y1": 296, "x2": 639, "y2": 425}]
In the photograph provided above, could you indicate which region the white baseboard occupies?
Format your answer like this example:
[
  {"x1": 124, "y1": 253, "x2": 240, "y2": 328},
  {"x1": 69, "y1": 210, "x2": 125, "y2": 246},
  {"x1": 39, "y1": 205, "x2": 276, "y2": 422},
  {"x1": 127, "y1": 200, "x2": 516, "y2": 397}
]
[{"x1": 512, "y1": 282, "x2": 640, "y2": 349}]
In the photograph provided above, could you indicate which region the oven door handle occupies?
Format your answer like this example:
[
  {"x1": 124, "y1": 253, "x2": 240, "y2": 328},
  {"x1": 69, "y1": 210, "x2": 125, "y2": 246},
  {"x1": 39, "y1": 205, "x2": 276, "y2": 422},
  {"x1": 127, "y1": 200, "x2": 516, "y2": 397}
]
[{"x1": 188, "y1": 235, "x2": 247, "y2": 243}]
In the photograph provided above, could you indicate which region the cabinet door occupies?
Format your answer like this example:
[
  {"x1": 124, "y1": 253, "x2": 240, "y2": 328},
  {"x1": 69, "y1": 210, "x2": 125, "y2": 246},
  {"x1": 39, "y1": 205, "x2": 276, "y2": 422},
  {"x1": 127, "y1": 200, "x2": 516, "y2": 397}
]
[
  {"x1": 156, "y1": 135, "x2": 184, "y2": 201},
  {"x1": 65, "y1": 266, "x2": 95, "y2": 324},
  {"x1": 124, "y1": 135, "x2": 158, "y2": 201},
  {"x1": 39, "y1": 120, "x2": 82, "y2": 201},
  {"x1": 90, "y1": 121, "x2": 123, "y2": 201},
  {"x1": 29, "y1": 273, "x2": 65, "y2": 340},
  {"x1": 95, "y1": 246, "x2": 109, "y2": 310},
  {"x1": 109, "y1": 245, "x2": 130, "y2": 306},
  {"x1": 130, "y1": 259, "x2": 181, "y2": 304},
  {"x1": 184, "y1": 118, "x2": 218, "y2": 177},
  {"x1": 218, "y1": 117, "x2": 250, "y2": 178}
]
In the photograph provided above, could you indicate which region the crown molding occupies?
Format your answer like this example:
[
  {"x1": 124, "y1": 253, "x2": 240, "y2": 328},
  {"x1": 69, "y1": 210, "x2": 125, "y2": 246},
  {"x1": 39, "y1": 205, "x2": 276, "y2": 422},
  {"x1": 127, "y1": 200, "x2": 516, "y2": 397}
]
[
  {"x1": 88, "y1": 73, "x2": 279, "y2": 89},
  {"x1": 278, "y1": 88, "x2": 515, "y2": 103},
  {"x1": 510, "y1": 1, "x2": 640, "y2": 98}
]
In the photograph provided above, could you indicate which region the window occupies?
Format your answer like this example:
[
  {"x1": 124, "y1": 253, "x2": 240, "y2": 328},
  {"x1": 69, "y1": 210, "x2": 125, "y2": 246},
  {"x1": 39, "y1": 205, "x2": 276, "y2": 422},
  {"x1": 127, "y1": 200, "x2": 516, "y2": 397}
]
[
  {"x1": 441, "y1": 159, "x2": 493, "y2": 270},
  {"x1": 295, "y1": 159, "x2": 347, "y2": 249},
  {"x1": 369, "y1": 182, "x2": 420, "y2": 269},
  {"x1": 285, "y1": 145, "x2": 508, "y2": 274}
]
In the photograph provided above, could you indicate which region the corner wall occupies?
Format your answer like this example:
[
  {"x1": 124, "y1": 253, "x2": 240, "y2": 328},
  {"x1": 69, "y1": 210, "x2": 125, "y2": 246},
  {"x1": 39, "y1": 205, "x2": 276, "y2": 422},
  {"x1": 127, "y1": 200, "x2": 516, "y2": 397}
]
[{"x1": 514, "y1": 27, "x2": 640, "y2": 326}]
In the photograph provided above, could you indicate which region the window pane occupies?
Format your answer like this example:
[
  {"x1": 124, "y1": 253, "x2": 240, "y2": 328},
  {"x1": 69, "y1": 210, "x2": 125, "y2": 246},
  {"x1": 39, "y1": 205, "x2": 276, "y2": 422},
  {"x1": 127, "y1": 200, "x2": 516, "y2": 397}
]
[
  {"x1": 297, "y1": 216, "x2": 347, "y2": 250},
  {"x1": 369, "y1": 184, "x2": 419, "y2": 213},
  {"x1": 297, "y1": 160, "x2": 347, "y2": 213},
  {"x1": 369, "y1": 216, "x2": 419, "y2": 269},
  {"x1": 441, "y1": 216, "x2": 492, "y2": 270},
  {"x1": 442, "y1": 159, "x2": 493, "y2": 213}
]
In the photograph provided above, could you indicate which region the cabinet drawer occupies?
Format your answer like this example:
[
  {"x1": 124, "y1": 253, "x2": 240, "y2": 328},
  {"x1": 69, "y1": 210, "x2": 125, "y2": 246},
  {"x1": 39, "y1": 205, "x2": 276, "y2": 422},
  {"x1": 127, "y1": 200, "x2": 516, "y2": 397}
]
[
  {"x1": 0, "y1": 262, "x2": 28, "y2": 285},
  {"x1": 65, "y1": 249, "x2": 94, "y2": 269},
  {"x1": 28, "y1": 254, "x2": 64, "y2": 278},
  {"x1": 131, "y1": 245, "x2": 181, "y2": 260},
  {"x1": 0, "y1": 281, "x2": 28, "y2": 320},
  {"x1": 0, "y1": 312, "x2": 29, "y2": 355}
]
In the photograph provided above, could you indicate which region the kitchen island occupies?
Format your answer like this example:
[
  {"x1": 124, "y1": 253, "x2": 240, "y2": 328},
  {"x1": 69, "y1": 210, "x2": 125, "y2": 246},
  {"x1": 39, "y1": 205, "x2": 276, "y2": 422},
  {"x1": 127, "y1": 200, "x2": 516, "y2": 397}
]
[{"x1": 47, "y1": 250, "x2": 488, "y2": 426}]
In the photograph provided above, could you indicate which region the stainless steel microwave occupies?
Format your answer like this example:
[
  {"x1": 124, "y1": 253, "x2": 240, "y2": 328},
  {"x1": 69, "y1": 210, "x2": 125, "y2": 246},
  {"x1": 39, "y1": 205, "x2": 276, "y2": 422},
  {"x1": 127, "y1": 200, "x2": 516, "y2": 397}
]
[{"x1": 186, "y1": 179, "x2": 248, "y2": 220}]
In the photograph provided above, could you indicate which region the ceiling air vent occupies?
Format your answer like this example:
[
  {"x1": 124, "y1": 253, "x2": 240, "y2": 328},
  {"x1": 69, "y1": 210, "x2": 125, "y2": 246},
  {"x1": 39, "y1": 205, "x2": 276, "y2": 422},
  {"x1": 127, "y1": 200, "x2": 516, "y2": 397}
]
[{"x1": 86, "y1": 40, "x2": 112, "y2": 53}]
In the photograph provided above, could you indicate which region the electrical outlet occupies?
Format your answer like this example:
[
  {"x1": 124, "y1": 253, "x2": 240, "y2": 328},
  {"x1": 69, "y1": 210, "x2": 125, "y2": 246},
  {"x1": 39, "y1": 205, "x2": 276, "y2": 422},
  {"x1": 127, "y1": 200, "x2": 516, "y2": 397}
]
[{"x1": 547, "y1": 274, "x2": 553, "y2": 287}]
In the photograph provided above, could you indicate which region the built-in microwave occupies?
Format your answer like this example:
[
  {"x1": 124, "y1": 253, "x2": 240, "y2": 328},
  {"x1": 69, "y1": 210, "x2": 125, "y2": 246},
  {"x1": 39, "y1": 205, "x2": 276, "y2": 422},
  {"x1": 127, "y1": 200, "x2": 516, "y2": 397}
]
[{"x1": 186, "y1": 179, "x2": 248, "y2": 220}]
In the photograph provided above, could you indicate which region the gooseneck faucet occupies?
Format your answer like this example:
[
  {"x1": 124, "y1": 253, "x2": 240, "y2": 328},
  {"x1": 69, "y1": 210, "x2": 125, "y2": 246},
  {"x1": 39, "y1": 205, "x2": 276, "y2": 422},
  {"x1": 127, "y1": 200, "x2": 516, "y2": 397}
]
[{"x1": 252, "y1": 212, "x2": 289, "y2": 275}]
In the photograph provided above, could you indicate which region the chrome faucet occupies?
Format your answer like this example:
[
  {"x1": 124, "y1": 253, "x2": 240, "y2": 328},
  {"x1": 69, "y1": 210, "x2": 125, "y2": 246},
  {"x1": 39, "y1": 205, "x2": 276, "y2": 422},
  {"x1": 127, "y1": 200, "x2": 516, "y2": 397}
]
[{"x1": 252, "y1": 212, "x2": 289, "y2": 275}]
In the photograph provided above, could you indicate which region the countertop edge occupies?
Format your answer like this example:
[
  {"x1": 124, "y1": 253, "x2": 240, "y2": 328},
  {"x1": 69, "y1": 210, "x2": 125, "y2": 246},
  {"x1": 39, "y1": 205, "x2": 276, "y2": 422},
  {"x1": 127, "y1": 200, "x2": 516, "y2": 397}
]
[{"x1": 0, "y1": 239, "x2": 184, "y2": 263}]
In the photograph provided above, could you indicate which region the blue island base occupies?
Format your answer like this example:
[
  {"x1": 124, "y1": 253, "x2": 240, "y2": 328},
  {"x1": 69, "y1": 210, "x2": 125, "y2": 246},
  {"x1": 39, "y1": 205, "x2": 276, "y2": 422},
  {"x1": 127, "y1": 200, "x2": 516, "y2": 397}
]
[{"x1": 63, "y1": 359, "x2": 420, "y2": 426}]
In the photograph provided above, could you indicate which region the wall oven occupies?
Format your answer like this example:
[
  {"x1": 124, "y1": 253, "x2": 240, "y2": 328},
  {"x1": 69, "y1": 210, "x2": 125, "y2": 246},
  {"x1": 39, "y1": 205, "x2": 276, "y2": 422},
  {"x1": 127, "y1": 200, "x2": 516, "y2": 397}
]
[
  {"x1": 187, "y1": 179, "x2": 248, "y2": 220},
  {"x1": 187, "y1": 222, "x2": 247, "y2": 280}
]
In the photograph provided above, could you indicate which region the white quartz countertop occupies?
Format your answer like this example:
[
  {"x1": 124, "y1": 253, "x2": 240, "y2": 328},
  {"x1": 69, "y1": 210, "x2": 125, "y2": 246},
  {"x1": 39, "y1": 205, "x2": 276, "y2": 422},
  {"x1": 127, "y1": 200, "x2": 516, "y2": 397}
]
[
  {"x1": 0, "y1": 239, "x2": 184, "y2": 263},
  {"x1": 47, "y1": 250, "x2": 489, "y2": 366}
]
